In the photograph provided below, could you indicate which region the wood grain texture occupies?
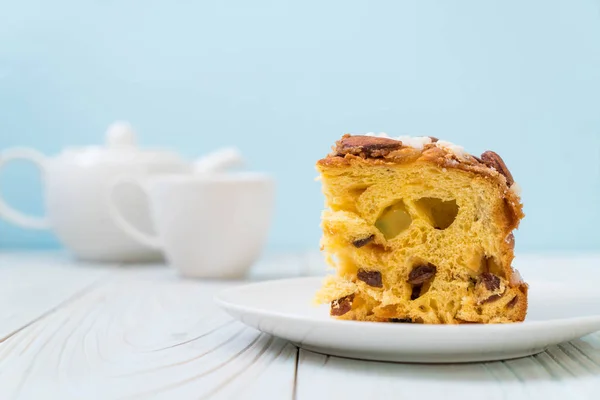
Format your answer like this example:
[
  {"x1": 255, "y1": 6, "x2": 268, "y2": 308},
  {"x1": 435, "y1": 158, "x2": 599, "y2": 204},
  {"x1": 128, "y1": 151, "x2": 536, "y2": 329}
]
[
  {"x1": 3, "y1": 252, "x2": 600, "y2": 400},
  {"x1": 0, "y1": 267, "x2": 297, "y2": 399},
  {"x1": 0, "y1": 252, "x2": 110, "y2": 341},
  {"x1": 295, "y1": 343, "x2": 600, "y2": 400}
]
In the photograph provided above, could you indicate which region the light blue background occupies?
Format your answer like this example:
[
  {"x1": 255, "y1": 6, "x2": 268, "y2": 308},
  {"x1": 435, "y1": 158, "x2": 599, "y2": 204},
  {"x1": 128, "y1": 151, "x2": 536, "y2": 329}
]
[{"x1": 1, "y1": 0, "x2": 599, "y2": 252}]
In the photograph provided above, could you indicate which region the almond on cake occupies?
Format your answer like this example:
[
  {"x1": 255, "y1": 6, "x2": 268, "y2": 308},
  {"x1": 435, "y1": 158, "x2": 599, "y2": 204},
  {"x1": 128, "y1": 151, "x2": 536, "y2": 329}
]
[{"x1": 314, "y1": 133, "x2": 527, "y2": 324}]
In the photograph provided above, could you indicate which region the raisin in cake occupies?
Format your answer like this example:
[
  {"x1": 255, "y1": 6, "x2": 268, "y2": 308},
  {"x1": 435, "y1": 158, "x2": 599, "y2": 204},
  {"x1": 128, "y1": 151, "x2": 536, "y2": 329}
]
[{"x1": 314, "y1": 134, "x2": 527, "y2": 324}]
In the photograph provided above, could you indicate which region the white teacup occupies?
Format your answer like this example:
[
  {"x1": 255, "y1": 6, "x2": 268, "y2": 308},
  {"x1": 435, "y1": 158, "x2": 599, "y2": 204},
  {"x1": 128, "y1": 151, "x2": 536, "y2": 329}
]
[{"x1": 107, "y1": 173, "x2": 275, "y2": 278}]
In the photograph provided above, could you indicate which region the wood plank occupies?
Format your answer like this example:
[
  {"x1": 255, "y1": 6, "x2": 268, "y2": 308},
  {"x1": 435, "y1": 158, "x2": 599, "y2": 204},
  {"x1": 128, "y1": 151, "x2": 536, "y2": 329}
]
[
  {"x1": 295, "y1": 342, "x2": 600, "y2": 400},
  {"x1": 0, "y1": 267, "x2": 297, "y2": 399},
  {"x1": 4, "y1": 251, "x2": 600, "y2": 399},
  {"x1": 0, "y1": 252, "x2": 111, "y2": 341}
]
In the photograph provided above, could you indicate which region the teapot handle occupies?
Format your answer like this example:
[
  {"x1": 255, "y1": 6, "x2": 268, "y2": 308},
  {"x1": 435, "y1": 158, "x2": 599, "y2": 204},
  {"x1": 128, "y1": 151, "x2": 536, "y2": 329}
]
[
  {"x1": 106, "y1": 175, "x2": 163, "y2": 250},
  {"x1": 0, "y1": 148, "x2": 51, "y2": 229}
]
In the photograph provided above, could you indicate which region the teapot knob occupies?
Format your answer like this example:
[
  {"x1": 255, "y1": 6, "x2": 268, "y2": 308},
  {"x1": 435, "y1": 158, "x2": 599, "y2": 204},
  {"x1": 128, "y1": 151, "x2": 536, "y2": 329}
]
[{"x1": 106, "y1": 121, "x2": 137, "y2": 147}]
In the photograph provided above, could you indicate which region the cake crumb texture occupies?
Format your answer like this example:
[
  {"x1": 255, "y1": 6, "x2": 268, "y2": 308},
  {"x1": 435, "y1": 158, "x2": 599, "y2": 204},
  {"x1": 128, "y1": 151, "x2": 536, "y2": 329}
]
[{"x1": 315, "y1": 134, "x2": 527, "y2": 324}]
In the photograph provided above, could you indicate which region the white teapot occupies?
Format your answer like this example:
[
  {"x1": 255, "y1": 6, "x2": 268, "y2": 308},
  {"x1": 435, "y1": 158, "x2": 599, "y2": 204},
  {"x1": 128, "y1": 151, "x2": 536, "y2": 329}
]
[{"x1": 0, "y1": 122, "x2": 192, "y2": 262}]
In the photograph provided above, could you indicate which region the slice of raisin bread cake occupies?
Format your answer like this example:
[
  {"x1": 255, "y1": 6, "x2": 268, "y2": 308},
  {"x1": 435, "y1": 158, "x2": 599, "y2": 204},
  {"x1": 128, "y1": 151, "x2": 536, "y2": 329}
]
[{"x1": 314, "y1": 134, "x2": 527, "y2": 324}]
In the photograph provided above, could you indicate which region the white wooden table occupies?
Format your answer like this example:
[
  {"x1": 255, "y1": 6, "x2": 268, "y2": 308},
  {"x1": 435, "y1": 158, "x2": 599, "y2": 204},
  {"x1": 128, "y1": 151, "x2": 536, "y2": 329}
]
[{"x1": 1, "y1": 251, "x2": 600, "y2": 400}]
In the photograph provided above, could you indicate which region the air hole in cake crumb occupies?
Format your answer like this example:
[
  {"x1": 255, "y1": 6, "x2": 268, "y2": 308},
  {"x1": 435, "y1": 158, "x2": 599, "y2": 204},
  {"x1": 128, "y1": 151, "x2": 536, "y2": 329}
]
[
  {"x1": 429, "y1": 299, "x2": 439, "y2": 311},
  {"x1": 370, "y1": 243, "x2": 387, "y2": 253},
  {"x1": 333, "y1": 185, "x2": 370, "y2": 214},
  {"x1": 349, "y1": 185, "x2": 370, "y2": 199},
  {"x1": 375, "y1": 200, "x2": 413, "y2": 239},
  {"x1": 418, "y1": 305, "x2": 427, "y2": 312},
  {"x1": 414, "y1": 197, "x2": 459, "y2": 230},
  {"x1": 482, "y1": 256, "x2": 506, "y2": 279}
]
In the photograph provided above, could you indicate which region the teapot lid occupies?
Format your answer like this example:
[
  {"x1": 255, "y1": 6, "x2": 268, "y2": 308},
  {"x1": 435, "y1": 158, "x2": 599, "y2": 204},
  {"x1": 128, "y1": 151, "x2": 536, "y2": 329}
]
[
  {"x1": 58, "y1": 121, "x2": 185, "y2": 166},
  {"x1": 105, "y1": 121, "x2": 138, "y2": 148}
]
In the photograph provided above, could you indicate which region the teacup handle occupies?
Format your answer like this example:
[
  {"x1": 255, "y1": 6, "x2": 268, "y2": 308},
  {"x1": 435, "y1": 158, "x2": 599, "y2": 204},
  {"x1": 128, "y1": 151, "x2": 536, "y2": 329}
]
[
  {"x1": 0, "y1": 148, "x2": 51, "y2": 229},
  {"x1": 107, "y1": 175, "x2": 162, "y2": 250}
]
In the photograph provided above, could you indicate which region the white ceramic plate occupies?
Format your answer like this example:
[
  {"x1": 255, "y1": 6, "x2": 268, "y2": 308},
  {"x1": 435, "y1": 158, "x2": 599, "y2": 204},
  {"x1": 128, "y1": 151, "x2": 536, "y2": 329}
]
[{"x1": 215, "y1": 277, "x2": 600, "y2": 363}]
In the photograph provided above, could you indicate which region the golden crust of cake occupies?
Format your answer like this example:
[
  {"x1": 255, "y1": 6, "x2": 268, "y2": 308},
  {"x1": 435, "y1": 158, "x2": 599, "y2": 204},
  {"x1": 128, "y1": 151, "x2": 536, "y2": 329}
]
[
  {"x1": 315, "y1": 134, "x2": 527, "y2": 324},
  {"x1": 319, "y1": 134, "x2": 523, "y2": 226}
]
